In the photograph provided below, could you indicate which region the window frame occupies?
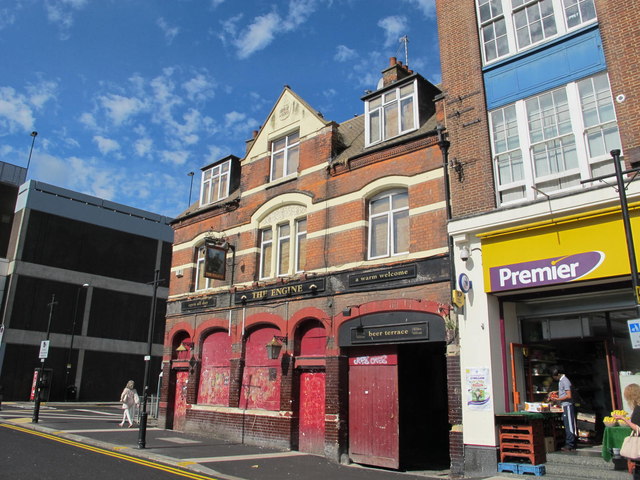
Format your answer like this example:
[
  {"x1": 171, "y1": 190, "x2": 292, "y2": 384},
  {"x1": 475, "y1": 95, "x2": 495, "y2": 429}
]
[
  {"x1": 489, "y1": 72, "x2": 621, "y2": 206},
  {"x1": 259, "y1": 216, "x2": 307, "y2": 280},
  {"x1": 475, "y1": 0, "x2": 598, "y2": 65},
  {"x1": 367, "y1": 189, "x2": 410, "y2": 260},
  {"x1": 200, "y1": 159, "x2": 231, "y2": 207},
  {"x1": 365, "y1": 79, "x2": 419, "y2": 147},
  {"x1": 270, "y1": 131, "x2": 300, "y2": 182}
]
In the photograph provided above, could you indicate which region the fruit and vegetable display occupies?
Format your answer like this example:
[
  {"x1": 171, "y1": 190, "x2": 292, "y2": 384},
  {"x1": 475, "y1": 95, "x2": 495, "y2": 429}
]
[{"x1": 604, "y1": 410, "x2": 629, "y2": 427}]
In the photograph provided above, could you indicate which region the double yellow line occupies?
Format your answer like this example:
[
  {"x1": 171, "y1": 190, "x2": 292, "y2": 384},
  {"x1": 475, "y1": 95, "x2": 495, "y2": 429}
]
[{"x1": 0, "y1": 423, "x2": 217, "y2": 479}]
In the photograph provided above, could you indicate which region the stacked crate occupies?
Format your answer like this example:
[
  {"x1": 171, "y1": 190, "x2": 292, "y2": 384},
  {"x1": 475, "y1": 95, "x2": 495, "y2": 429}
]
[{"x1": 499, "y1": 421, "x2": 546, "y2": 465}]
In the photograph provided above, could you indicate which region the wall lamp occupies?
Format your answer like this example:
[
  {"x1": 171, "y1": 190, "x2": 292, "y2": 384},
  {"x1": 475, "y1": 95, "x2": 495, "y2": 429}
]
[
  {"x1": 266, "y1": 335, "x2": 287, "y2": 360},
  {"x1": 451, "y1": 158, "x2": 464, "y2": 182}
]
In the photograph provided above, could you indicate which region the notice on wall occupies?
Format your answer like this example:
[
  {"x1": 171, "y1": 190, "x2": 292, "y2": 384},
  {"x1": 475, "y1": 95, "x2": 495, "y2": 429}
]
[
  {"x1": 628, "y1": 319, "x2": 640, "y2": 349},
  {"x1": 466, "y1": 367, "x2": 492, "y2": 410}
]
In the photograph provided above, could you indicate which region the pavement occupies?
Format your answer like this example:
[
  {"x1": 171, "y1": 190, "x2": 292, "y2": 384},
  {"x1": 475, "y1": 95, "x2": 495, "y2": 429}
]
[{"x1": 0, "y1": 401, "x2": 514, "y2": 480}]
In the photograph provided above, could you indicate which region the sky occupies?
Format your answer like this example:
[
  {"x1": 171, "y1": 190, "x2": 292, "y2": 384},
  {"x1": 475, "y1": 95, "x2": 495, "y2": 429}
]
[{"x1": 0, "y1": 0, "x2": 441, "y2": 218}]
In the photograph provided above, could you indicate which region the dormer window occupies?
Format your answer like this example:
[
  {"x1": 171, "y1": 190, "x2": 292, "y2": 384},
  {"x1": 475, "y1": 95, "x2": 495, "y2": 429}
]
[
  {"x1": 365, "y1": 80, "x2": 418, "y2": 147},
  {"x1": 201, "y1": 159, "x2": 230, "y2": 206},
  {"x1": 270, "y1": 131, "x2": 299, "y2": 181}
]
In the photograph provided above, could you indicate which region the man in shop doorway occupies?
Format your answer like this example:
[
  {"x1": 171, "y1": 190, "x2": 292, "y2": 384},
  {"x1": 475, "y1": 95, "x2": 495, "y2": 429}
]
[{"x1": 550, "y1": 368, "x2": 577, "y2": 451}]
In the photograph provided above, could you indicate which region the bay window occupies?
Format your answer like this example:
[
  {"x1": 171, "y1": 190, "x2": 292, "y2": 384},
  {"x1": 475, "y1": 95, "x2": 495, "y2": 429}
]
[
  {"x1": 490, "y1": 72, "x2": 621, "y2": 205},
  {"x1": 475, "y1": 0, "x2": 597, "y2": 64}
]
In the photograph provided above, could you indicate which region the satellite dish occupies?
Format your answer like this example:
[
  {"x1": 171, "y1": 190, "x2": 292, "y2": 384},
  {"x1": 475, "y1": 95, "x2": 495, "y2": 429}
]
[{"x1": 376, "y1": 78, "x2": 383, "y2": 90}]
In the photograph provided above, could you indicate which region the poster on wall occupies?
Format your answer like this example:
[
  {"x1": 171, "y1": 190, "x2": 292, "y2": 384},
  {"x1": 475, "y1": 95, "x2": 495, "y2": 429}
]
[{"x1": 466, "y1": 367, "x2": 492, "y2": 410}]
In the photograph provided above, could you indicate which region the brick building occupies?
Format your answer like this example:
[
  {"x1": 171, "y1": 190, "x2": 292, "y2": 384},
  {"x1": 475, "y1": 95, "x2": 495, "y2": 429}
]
[
  {"x1": 436, "y1": 0, "x2": 640, "y2": 476},
  {"x1": 161, "y1": 60, "x2": 458, "y2": 470}
]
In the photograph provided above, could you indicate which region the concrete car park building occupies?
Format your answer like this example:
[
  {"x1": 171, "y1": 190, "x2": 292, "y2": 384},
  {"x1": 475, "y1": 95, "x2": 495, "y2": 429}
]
[
  {"x1": 161, "y1": 60, "x2": 459, "y2": 470},
  {"x1": 435, "y1": 0, "x2": 640, "y2": 476},
  {"x1": 0, "y1": 180, "x2": 173, "y2": 402}
]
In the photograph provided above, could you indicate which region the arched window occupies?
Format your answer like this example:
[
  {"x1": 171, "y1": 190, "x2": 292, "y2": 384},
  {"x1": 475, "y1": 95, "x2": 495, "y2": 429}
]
[
  {"x1": 258, "y1": 205, "x2": 307, "y2": 279},
  {"x1": 368, "y1": 188, "x2": 409, "y2": 259}
]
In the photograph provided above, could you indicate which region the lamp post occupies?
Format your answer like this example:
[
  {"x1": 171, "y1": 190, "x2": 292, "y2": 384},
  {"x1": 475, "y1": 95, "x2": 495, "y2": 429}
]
[
  {"x1": 32, "y1": 294, "x2": 57, "y2": 423},
  {"x1": 138, "y1": 269, "x2": 161, "y2": 449},
  {"x1": 187, "y1": 171, "x2": 195, "y2": 207},
  {"x1": 65, "y1": 283, "x2": 89, "y2": 401},
  {"x1": 26, "y1": 131, "x2": 38, "y2": 175}
]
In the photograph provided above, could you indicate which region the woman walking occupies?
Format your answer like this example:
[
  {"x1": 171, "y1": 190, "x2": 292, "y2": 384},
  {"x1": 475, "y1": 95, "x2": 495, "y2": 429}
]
[{"x1": 119, "y1": 380, "x2": 139, "y2": 428}]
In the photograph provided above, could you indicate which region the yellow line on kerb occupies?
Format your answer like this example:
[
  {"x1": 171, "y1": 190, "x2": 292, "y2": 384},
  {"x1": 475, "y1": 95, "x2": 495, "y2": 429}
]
[{"x1": 0, "y1": 423, "x2": 217, "y2": 480}]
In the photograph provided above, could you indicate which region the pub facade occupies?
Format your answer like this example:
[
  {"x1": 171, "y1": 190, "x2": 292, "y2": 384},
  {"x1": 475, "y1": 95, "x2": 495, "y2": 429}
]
[{"x1": 160, "y1": 59, "x2": 457, "y2": 470}]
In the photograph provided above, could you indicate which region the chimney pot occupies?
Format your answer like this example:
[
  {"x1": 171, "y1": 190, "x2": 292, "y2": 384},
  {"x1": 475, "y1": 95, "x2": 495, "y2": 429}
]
[{"x1": 390, "y1": 57, "x2": 397, "y2": 66}]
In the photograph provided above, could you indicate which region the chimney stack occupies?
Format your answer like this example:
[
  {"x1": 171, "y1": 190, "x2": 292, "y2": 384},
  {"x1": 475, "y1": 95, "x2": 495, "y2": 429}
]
[{"x1": 381, "y1": 57, "x2": 412, "y2": 88}]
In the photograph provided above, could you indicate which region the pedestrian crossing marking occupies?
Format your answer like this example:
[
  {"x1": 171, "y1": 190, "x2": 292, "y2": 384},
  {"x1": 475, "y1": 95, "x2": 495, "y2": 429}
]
[
  {"x1": 177, "y1": 461, "x2": 197, "y2": 466},
  {"x1": 13, "y1": 417, "x2": 32, "y2": 423}
]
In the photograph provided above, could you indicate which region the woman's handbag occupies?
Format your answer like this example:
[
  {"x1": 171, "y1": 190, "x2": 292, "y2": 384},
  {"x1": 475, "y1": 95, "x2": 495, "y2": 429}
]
[{"x1": 620, "y1": 430, "x2": 640, "y2": 460}]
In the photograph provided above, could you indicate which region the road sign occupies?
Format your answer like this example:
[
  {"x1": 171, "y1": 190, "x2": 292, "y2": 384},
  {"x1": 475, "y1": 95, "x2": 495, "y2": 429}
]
[
  {"x1": 628, "y1": 319, "x2": 640, "y2": 349},
  {"x1": 39, "y1": 340, "x2": 50, "y2": 359}
]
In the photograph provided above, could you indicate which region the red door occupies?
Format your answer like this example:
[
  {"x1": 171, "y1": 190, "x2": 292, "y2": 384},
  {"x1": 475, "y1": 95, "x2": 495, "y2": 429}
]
[
  {"x1": 348, "y1": 349, "x2": 399, "y2": 469},
  {"x1": 173, "y1": 371, "x2": 189, "y2": 431},
  {"x1": 299, "y1": 371, "x2": 326, "y2": 454}
]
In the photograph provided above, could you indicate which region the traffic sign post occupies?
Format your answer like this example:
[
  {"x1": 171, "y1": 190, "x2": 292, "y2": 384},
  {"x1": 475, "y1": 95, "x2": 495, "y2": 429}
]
[{"x1": 628, "y1": 319, "x2": 640, "y2": 349}]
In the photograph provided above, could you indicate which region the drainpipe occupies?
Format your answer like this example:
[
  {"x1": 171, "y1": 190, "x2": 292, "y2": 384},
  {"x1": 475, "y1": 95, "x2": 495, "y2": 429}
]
[{"x1": 437, "y1": 125, "x2": 455, "y2": 295}]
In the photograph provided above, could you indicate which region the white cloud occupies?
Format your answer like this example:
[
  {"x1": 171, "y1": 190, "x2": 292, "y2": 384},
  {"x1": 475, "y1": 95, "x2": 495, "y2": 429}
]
[
  {"x1": 44, "y1": 0, "x2": 88, "y2": 40},
  {"x1": 98, "y1": 94, "x2": 146, "y2": 126},
  {"x1": 0, "y1": 8, "x2": 17, "y2": 30},
  {"x1": 402, "y1": 0, "x2": 436, "y2": 18},
  {"x1": 79, "y1": 112, "x2": 97, "y2": 130},
  {"x1": 234, "y1": 12, "x2": 280, "y2": 59},
  {"x1": 26, "y1": 79, "x2": 59, "y2": 110},
  {"x1": 231, "y1": 0, "x2": 320, "y2": 59},
  {"x1": 157, "y1": 17, "x2": 180, "y2": 45},
  {"x1": 93, "y1": 135, "x2": 120, "y2": 155},
  {"x1": 211, "y1": 0, "x2": 225, "y2": 6},
  {"x1": 378, "y1": 15, "x2": 408, "y2": 48},
  {"x1": 183, "y1": 73, "x2": 216, "y2": 102},
  {"x1": 224, "y1": 110, "x2": 259, "y2": 137},
  {"x1": 0, "y1": 86, "x2": 35, "y2": 132},
  {"x1": 334, "y1": 45, "x2": 357, "y2": 62},
  {"x1": 160, "y1": 150, "x2": 189, "y2": 166},
  {"x1": 134, "y1": 137, "x2": 153, "y2": 157}
]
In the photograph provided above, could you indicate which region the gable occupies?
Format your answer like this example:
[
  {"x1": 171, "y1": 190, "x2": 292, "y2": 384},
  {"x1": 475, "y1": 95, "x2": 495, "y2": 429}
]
[{"x1": 244, "y1": 88, "x2": 329, "y2": 164}]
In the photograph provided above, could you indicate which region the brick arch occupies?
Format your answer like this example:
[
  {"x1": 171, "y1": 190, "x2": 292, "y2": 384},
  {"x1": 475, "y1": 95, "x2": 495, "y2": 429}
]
[
  {"x1": 194, "y1": 318, "x2": 230, "y2": 345},
  {"x1": 289, "y1": 306, "x2": 330, "y2": 333},
  {"x1": 244, "y1": 311, "x2": 286, "y2": 337},
  {"x1": 165, "y1": 322, "x2": 195, "y2": 361},
  {"x1": 360, "y1": 175, "x2": 411, "y2": 200}
]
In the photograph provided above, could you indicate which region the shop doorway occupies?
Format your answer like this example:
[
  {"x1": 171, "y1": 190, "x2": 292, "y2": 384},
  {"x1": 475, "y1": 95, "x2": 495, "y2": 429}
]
[{"x1": 348, "y1": 342, "x2": 449, "y2": 470}]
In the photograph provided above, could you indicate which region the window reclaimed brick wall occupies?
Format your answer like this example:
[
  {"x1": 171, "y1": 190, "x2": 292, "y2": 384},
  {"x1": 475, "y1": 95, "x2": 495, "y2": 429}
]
[{"x1": 435, "y1": 0, "x2": 496, "y2": 219}]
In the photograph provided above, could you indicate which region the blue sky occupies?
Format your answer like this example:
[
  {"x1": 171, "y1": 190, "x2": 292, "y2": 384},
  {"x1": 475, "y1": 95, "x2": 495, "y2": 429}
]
[{"x1": 0, "y1": 0, "x2": 440, "y2": 218}]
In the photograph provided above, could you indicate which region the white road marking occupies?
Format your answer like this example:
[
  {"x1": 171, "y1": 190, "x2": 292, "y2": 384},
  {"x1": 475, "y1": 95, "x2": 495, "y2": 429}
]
[{"x1": 184, "y1": 451, "x2": 309, "y2": 463}]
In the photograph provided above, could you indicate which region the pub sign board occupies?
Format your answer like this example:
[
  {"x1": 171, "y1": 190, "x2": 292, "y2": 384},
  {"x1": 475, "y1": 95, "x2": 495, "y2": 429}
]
[
  {"x1": 234, "y1": 278, "x2": 326, "y2": 304},
  {"x1": 181, "y1": 296, "x2": 217, "y2": 312},
  {"x1": 204, "y1": 244, "x2": 227, "y2": 280},
  {"x1": 348, "y1": 264, "x2": 417, "y2": 288},
  {"x1": 351, "y1": 322, "x2": 429, "y2": 344}
]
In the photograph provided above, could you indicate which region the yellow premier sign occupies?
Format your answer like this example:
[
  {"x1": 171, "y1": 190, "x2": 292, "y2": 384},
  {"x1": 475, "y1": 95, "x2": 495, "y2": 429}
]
[{"x1": 480, "y1": 203, "x2": 640, "y2": 293}]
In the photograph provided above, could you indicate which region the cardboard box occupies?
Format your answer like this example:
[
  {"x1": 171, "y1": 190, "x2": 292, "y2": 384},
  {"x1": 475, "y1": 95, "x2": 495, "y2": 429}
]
[
  {"x1": 577, "y1": 412, "x2": 596, "y2": 423},
  {"x1": 524, "y1": 402, "x2": 550, "y2": 412},
  {"x1": 544, "y1": 436, "x2": 555, "y2": 453}
]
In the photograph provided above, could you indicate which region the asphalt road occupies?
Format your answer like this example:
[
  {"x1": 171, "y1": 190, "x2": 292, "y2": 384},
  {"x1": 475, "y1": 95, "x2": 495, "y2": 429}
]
[{"x1": 0, "y1": 423, "x2": 219, "y2": 480}]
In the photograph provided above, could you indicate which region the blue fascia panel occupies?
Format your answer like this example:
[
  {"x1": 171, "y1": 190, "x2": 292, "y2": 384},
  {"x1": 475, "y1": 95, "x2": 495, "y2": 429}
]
[{"x1": 484, "y1": 25, "x2": 606, "y2": 110}]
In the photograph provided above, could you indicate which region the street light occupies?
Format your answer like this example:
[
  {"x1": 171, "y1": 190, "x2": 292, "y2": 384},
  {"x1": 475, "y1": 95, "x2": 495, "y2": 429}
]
[
  {"x1": 187, "y1": 171, "x2": 195, "y2": 207},
  {"x1": 65, "y1": 283, "x2": 89, "y2": 401},
  {"x1": 26, "y1": 131, "x2": 38, "y2": 175},
  {"x1": 32, "y1": 294, "x2": 57, "y2": 423},
  {"x1": 138, "y1": 269, "x2": 162, "y2": 449}
]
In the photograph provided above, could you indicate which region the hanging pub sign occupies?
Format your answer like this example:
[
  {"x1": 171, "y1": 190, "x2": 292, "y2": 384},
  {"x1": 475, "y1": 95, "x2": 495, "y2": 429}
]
[{"x1": 204, "y1": 243, "x2": 227, "y2": 280}]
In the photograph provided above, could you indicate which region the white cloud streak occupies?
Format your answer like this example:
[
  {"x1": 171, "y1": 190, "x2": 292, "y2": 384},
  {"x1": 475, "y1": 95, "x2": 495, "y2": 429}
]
[{"x1": 378, "y1": 15, "x2": 409, "y2": 48}]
